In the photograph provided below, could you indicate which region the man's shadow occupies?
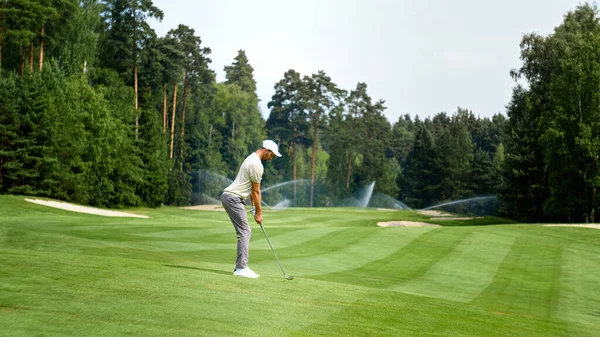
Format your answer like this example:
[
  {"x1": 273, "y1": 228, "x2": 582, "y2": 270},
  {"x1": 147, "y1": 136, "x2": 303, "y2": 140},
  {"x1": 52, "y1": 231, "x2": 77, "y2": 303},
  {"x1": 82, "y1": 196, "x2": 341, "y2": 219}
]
[{"x1": 163, "y1": 264, "x2": 231, "y2": 276}]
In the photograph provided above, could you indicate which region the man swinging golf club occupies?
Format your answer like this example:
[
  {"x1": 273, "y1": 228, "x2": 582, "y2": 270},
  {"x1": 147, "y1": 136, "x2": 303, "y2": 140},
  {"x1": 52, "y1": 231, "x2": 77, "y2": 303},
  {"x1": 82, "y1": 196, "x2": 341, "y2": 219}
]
[{"x1": 221, "y1": 140, "x2": 281, "y2": 278}]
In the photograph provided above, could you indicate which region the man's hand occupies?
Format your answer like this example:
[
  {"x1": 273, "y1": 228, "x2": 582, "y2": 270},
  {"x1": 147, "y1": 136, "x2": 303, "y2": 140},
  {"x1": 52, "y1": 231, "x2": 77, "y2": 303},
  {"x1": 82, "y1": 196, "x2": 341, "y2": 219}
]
[
  {"x1": 250, "y1": 206, "x2": 262, "y2": 224},
  {"x1": 254, "y1": 212, "x2": 263, "y2": 224}
]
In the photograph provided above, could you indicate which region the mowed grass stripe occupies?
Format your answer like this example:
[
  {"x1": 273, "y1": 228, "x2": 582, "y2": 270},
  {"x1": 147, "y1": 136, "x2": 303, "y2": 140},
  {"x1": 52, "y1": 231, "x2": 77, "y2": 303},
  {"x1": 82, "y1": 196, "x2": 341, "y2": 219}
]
[
  {"x1": 558, "y1": 247, "x2": 600, "y2": 333},
  {"x1": 53, "y1": 227, "x2": 341, "y2": 253},
  {"x1": 471, "y1": 230, "x2": 563, "y2": 323},
  {"x1": 0, "y1": 250, "x2": 363, "y2": 337},
  {"x1": 134, "y1": 227, "x2": 233, "y2": 239},
  {"x1": 289, "y1": 289, "x2": 571, "y2": 337},
  {"x1": 212, "y1": 228, "x2": 391, "y2": 277},
  {"x1": 277, "y1": 227, "x2": 434, "y2": 276},
  {"x1": 271, "y1": 228, "x2": 382, "y2": 259},
  {"x1": 65, "y1": 234, "x2": 233, "y2": 252},
  {"x1": 308, "y1": 227, "x2": 468, "y2": 285},
  {"x1": 247, "y1": 227, "x2": 346, "y2": 251},
  {"x1": 391, "y1": 229, "x2": 516, "y2": 302}
]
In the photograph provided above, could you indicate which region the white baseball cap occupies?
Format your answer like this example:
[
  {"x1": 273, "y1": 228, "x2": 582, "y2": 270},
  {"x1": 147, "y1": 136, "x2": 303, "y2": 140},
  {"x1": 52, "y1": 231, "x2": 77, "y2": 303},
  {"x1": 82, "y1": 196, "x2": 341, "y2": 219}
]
[{"x1": 262, "y1": 140, "x2": 282, "y2": 157}]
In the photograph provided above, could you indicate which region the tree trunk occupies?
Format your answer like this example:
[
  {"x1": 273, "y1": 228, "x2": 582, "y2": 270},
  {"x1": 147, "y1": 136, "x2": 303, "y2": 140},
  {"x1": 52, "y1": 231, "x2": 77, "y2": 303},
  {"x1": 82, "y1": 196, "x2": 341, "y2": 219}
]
[
  {"x1": 170, "y1": 83, "x2": 178, "y2": 159},
  {"x1": 134, "y1": 65, "x2": 139, "y2": 140},
  {"x1": 29, "y1": 44, "x2": 34, "y2": 72},
  {"x1": 592, "y1": 187, "x2": 596, "y2": 223},
  {"x1": 292, "y1": 136, "x2": 297, "y2": 205},
  {"x1": 39, "y1": 26, "x2": 44, "y2": 71},
  {"x1": 132, "y1": 8, "x2": 138, "y2": 139},
  {"x1": 20, "y1": 48, "x2": 25, "y2": 77},
  {"x1": 346, "y1": 152, "x2": 352, "y2": 189},
  {"x1": 163, "y1": 84, "x2": 167, "y2": 133},
  {"x1": 0, "y1": 23, "x2": 3, "y2": 73},
  {"x1": 180, "y1": 72, "x2": 188, "y2": 172},
  {"x1": 310, "y1": 109, "x2": 319, "y2": 207}
]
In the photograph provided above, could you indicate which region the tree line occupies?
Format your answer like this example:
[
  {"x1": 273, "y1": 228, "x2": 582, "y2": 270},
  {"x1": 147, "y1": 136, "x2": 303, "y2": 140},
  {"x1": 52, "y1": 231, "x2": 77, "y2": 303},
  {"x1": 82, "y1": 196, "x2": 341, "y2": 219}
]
[{"x1": 0, "y1": 1, "x2": 598, "y2": 223}]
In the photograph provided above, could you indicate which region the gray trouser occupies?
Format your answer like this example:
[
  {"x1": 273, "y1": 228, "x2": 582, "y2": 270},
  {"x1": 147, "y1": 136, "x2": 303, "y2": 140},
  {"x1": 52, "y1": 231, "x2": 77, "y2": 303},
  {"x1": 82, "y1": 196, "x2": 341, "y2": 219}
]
[{"x1": 221, "y1": 192, "x2": 251, "y2": 269}]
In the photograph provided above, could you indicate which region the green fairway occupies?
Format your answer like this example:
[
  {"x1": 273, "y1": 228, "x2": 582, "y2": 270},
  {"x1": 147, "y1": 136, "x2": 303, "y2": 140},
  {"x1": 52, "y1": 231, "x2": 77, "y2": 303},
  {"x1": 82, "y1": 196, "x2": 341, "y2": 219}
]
[{"x1": 1, "y1": 195, "x2": 599, "y2": 336}]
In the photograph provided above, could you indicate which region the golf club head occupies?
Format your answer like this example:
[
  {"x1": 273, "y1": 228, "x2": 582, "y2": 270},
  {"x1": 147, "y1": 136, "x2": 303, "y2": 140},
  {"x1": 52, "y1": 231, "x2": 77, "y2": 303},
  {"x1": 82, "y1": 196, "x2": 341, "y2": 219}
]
[{"x1": 285, "y1": 275, "x2": 294, "y2": 280}]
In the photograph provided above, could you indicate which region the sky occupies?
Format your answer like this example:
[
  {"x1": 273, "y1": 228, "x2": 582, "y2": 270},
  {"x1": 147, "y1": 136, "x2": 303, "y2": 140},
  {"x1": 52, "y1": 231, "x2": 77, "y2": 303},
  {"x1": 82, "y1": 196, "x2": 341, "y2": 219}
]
[{"x1": 149, "y1": 0, "x2": 582, "y2": 123}]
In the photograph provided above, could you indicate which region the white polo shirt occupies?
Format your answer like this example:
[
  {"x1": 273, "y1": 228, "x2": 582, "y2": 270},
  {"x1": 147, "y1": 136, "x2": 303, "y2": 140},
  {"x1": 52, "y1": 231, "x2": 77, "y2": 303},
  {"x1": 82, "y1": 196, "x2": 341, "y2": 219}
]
[{"x1": 223, "y1": 153, "x2": 263, "y2": 198}]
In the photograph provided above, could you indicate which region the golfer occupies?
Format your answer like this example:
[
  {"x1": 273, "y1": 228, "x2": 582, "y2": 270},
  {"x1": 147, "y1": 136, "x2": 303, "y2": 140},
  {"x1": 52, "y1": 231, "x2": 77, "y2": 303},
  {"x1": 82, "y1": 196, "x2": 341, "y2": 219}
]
[{"x1": 221, "y1": 140, "x2": 282, "y2": 278}]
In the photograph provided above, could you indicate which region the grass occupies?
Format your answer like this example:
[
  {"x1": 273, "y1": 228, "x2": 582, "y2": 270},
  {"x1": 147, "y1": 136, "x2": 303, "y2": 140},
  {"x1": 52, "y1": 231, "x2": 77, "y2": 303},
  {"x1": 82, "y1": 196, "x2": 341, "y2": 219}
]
[{"x1": 1, "y1": 195, "x2": 599, "y2": 336}]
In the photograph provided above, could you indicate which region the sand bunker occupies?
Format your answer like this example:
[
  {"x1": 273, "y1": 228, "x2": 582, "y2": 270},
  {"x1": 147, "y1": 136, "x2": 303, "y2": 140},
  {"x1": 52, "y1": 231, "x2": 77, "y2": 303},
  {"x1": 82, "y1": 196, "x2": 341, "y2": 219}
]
[
  {"x1": 377, "y1": 221, "x2": 441, "y2": 228},
  {"x1": 544, "y1": 224, "x2": 600, "y2": 229},
  {"x1": 417, "y1": 210, "x2": 452, "y2": 217},
  {"x1": 179, "y1": 204, "x2": 225, "y2": 212},
  {"x1": 25, "y1": 198, "x2": 149, "y2": 218}
]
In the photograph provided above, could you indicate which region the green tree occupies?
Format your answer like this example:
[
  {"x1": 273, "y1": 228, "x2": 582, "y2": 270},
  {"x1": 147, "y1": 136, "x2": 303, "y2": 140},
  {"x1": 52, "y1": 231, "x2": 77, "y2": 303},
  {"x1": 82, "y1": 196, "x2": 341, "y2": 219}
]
[
  {"x1": 541, "y1": 4, "x2": 600, "y2": 222},
  {"x1": 56, "y1": 0, "x2": 103, "y2": 75},
  {"x1": 36, "y1": 0, "x2": 78, "y2": 72},
  {"x1": 210, "y1": 83, "x2": 263, "y2": 177},
  {"x1": 266, "y1": 69, "x2": 309, "y2": 202},
  {"x1": 390, "y1": 114, "x2": 415, "y2": 165},
  {"x1": 224, "y1": 49, "x2": 257, "y2": 97},
  {"x1": 502, "y1": 3, "x2": 600, "y2": 222},
  {"x1": 136, "y1": 89, "x2": 168, "y2": 206},
  {"x1": 341, "y1": 83, "x2": 369, "y2": 190},
  {"x1": 500, "y1": 87, "x2": 548, "y2": 222},
  {"x1": 7, "y1": 69, "x2": 54, "y2": 195},
  {"x1": 335, "y1": 84, "x2": 399, "y2": 199},
  {"x1": 100, "y1": 0, "x2": 164, "y2": 138},
  {"x1": 324, "y1": 104, "x2": 352, "y2": 200},
  {"x1": 303, "y1": 70, "x2": 345, "y2": 207},
  {"x1": 403, "y1": 120, "x2": 438, "y2": 208},
  {"x1": 1, "y1": 0, "x2": 38, "y2": 75},
  {"x1": 89, "y1": 67, "x2": 144, "y2": 207},
  {"x1": 0, "y1": 71, "x2": 21, "y2": 191},
  {"x1": 433, "y1": 110, "x2": 474, "y2": 201},
  {"x1": 165, "y1": 24, "x2": 212, "y2": 166},
  {"x1": 469, "y1": 148, "x2": 496, "y2": 195},
  {"x1": 154, "y1": 35, "x2": 181, "y2": 133},
  {"x1": 0, "y1": 0, "x2": 77, "y2": 73},
  {"x1": 0, "y1": 0, "x2": 5, "y2": 71}
]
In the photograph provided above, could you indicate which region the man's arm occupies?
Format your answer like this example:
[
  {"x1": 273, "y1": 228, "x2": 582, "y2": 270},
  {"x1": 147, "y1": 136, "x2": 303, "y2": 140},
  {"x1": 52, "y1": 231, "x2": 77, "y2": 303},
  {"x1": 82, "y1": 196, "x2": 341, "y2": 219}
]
[{"x1": 250, "y1": 181, "x2": 262, "y2": 224}]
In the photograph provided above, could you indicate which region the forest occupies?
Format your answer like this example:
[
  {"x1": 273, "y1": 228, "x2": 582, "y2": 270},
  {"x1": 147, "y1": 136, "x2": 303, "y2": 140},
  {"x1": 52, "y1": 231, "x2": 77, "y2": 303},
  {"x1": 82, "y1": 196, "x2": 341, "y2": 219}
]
[{"x1": 1, "y1": 1, "x2": 599, "y2": 223}]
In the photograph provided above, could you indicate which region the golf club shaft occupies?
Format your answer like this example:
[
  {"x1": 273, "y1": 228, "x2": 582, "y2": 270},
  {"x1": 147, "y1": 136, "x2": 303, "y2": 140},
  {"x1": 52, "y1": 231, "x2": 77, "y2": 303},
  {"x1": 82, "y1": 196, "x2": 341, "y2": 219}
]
[{"x1": 259, "y1": 222, "x2": 289, "y2": 277}]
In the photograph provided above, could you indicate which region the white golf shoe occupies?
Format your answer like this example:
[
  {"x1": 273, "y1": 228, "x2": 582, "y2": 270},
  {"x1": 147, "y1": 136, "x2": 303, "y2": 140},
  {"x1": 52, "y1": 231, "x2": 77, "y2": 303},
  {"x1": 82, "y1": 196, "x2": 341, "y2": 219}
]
[{"x1": 233, "y1": 267, "x2": 260, "y2": 278}]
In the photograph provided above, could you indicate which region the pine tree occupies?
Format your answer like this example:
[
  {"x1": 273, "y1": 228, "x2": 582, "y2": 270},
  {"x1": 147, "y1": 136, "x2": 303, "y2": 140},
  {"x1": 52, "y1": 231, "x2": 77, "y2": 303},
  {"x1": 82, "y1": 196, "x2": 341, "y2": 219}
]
[
  {"x1": 100, "y1": 0, "x2": 164, "y2": 139},
  {"x1": 499, "y1": 87, "x2": 548, "y2": 222},
  {"x1": 303, "y1": 71, "x2": 345, "y2": 207},
  {"x1": 403, "y1": 121, "x2": 438, "y2": 208},
  {"x1": 266, "y1": 69, "x2": 309, "y2": 202},
  {"x1": 0, "y1": 71, "x2": 20, "y2": 192},
  {"x1": 224, "y1": 49, "x2": 257, "y2": 97}
]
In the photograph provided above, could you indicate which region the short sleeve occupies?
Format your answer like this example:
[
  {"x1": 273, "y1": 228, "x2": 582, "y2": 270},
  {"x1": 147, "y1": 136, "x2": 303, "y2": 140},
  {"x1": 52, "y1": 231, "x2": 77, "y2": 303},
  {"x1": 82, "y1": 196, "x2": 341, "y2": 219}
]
[{"x1": 249, "y1": 161, "x2": 263, "y2": 183}]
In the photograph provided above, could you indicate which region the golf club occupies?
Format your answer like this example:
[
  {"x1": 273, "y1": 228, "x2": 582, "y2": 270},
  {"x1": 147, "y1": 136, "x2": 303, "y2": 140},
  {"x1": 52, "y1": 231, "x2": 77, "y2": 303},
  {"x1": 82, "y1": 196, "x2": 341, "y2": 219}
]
[{"x1": 252, "y1": 207, "x2": 294, "y2": 280}]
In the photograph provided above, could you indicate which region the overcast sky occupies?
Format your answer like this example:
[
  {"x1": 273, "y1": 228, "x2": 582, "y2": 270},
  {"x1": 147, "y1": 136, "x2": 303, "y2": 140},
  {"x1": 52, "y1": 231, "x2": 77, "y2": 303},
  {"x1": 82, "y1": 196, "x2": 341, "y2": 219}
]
[{"x1": 149, "y1": 0, "x2": 581, "y2": 123}]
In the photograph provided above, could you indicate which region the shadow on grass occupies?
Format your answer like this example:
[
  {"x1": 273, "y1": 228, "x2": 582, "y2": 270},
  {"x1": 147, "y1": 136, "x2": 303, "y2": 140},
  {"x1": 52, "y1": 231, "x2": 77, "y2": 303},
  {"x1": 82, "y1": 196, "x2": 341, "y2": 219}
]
[{"x1": 163, "y1": 264, "x2": 231, "y2": 276}]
